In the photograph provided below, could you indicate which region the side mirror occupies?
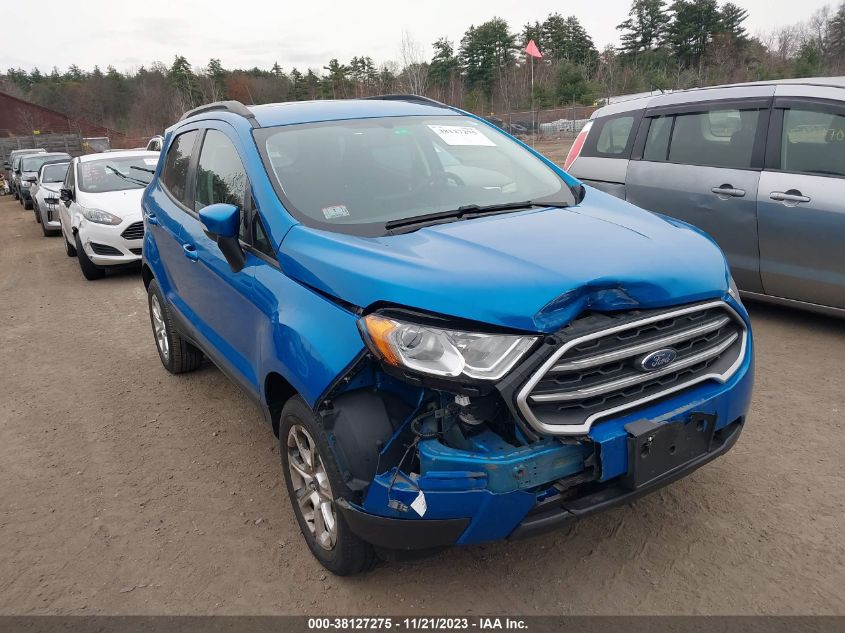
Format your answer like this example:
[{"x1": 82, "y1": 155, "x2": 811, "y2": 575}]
[
  {"x1": 60, "y1": 188, "x2": 73, "y2": 203},
  {"x1": 199, "y1": 203, "x2": 245, "y2": 272}
]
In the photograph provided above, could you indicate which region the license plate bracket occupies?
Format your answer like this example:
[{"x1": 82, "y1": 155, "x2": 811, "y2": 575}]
[{"x1": 623, "y1": 413, "x2": 716, "y2": 489}]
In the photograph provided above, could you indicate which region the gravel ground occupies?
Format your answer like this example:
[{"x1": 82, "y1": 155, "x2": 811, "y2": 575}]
[{"x1": 0, "y1": 190, "x2": 843, "y2": 615}]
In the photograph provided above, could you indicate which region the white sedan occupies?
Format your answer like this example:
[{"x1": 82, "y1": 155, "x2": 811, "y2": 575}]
[{"x1": 58, "y1": 150, "x2": 159, "y2": 280}]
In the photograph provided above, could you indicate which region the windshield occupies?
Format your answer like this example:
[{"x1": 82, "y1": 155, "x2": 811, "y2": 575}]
[
  {"x1": 77, "y1": 155, "x2": 156, "y2": 193},
  {"x1": 22, "y1": 154, "x2": 69, "y2": 172},
  {"x1": 41, "y1": 163, "x2": 69, "y2": 183},
  {"x1": 257, "y1": 115, "x2": 574, "y2": 236}
]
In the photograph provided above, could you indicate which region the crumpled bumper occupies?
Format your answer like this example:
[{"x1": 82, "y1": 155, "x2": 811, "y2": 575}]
[{"x1": 336, "y1": 345, "x2": 753, "y2": 551}]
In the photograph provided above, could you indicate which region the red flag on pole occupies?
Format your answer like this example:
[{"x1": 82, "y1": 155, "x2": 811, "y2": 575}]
[{"x1": 525, "y1": 39, "x2": 542, "y2": 58}]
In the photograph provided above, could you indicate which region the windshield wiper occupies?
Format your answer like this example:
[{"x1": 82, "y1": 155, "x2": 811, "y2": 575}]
[
  {"x1": 130, "y1": 165, "x2": 155, "y2": 174},
  {"x1": 105, "y1": 164, "x2": 149, "y2": 187},
  {"x1": 384, "y1": 200, "x2": 570, "y2": 232}
]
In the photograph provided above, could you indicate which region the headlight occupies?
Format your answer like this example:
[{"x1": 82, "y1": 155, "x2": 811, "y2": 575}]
[
  {"x1": 360, "y1": 314, "x2": 538, "y2": 380},
  {"x1": 81, "y1": 207, "x2": 122, "y2": 225},
  {"x1": 21, "y1": 181, "x2": 32, "y2": 188}
]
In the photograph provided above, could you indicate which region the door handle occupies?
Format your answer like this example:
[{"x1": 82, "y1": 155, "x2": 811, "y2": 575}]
[
  {"x1": 711, "y1": 185, "x2": 746, "y2": 198},
  {"x1": 770, "y1": 190, "x2": 810, "y2": 204},
  {"x1": 182, "y1": 243, "x2": 198, "y2": 261},
  {"x1": 145, "y1": 212, "x2": 159, "y2": 226}
]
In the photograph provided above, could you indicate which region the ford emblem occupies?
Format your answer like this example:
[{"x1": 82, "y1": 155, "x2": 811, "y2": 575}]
[{"x1": 638, "y1": 348, "x2": 678, "y2": 372}]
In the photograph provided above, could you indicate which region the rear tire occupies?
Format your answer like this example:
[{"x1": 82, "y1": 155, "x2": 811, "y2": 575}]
[
  {"x1": 74, "y1": 233, "x2": 105, "y2": 280},
  {"x1": 147, "y1": 279, "x2": 203, "y2": 374},
  {"x1": 25, "y1": 197, "x2": 33, "y2": 211},
  {"x1": 280, "y1": 396, "x2": 376, "y2": 576}
]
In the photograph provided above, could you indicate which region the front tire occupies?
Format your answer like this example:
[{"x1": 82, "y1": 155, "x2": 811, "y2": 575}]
[
  {"x1": 74, "y1": 233, "x2": 105, "y2": 280},
  {"x1": 280, "y1": 396, "x2": 376, "y2": 576},
  {"x1": 64, "y1": 232, "x2": 77, "y2": 256},
  {"x1": 147, "y1": 279, "x2": 203, "y2": 373}
]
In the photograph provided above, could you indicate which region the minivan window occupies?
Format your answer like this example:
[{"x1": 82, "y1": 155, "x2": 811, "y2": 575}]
[
  {"x1": 781, "y1": 108, "x2": 845, "y2": 177},
  {"x1": 195, "y1": 130, "x2": 248, "y2": 212},
  {"x1": 162, "y1": 130, "x2": 198, "y2": 205},
  {"x1": 257, "y1": 115, "x2": 575, "y2": 236},
  {"x1": 596, "y1": 116, "x2": 635, "y2": 154},
  {"x1": 667, "y1": 108, "x2": 759, "y2": 169}
]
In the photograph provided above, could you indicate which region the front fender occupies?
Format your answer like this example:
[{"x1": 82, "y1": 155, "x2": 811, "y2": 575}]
[{"x1": 253, "y1": 264, "x2": 365, "y2": 408}]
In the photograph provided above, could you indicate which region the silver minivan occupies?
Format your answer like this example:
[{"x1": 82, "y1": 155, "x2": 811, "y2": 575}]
[{"x1": 567, "y1": 77, "x2": 845, "y2": 317}]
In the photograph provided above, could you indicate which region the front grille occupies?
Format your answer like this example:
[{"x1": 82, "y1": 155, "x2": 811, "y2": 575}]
[
  {"x1": 129, "y1": 247, "x2": 142, "y2": 255},
  {"x1": 517, "y1": 301, "x2": 746, "y2": 435},
  {"x1": 90, "y1": 242, "x2": 123, "y2": 256},
  {"x1": 121, "y1": 221, "x2": 144, "y2": 240}
]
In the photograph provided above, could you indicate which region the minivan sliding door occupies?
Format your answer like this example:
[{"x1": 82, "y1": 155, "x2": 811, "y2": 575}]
[{"x1": 626, "y1": 99, "x2": 770, "y2": 293}]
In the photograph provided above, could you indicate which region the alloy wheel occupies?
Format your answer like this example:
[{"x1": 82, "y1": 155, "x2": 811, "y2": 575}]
[
  {"x1": 287, "y1": 424, "x2": 337, "y2": 551},
  {"x1": 150, "y1": 294, "x2": 169, "y2": 361}
]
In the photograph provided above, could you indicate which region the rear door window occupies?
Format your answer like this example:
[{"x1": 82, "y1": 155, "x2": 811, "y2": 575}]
[
  {"x1": 779, "y1": 107, "x2": 845, "y2": 177},
  {"x1": 161, "y1": 130, "x2": 198, "y2": 206},
  {"x1": 666, "y1": 108, "x2": 760, "y2": 169}
]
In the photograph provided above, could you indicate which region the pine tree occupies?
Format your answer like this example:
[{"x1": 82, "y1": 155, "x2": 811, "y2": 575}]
[
  {"x1": 720, "y1": 3, "x2": 749, "y2": 45},
  {"x1": 618, "y1": 0, "x2": 670, "y2": 55},
  {"x1": 430, "y1": 38, "x2": 459, "y2": 87},
  {"x1": 169, "y1": 55, "x2": 200, "y2": 109},
  {"x1": 666, "y1": 0, "x2": 721, "y2": 68},
  {"x1": 459, "y1": 18, "x2": 517, "y2": 98}
]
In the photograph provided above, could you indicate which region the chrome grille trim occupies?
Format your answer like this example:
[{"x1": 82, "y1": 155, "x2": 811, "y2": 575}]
[
  {"x1": 532, "y1": 331, "x2": 738, "y2": 403},
  {"x1": 516, "y1": 301, "x2": 747, "y2": 436},
  {"x1": 550, "y1": 315, "x2": 731, "y2": 373}
]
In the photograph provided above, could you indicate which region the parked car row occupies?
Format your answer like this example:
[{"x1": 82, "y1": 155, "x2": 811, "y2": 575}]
[
  {"x1": 566, "y1": 76, "x2": 845, "y2": 318},
  {"x1": 7, "y1": 136, "x2": 162, "y2": 279}
]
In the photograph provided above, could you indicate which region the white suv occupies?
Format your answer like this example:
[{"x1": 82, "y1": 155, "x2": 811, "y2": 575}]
[{"x1": 59, "y1": 150, "x2": 158, "y2": 280}]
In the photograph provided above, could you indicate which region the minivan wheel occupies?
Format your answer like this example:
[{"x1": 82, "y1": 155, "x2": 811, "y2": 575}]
[
  {"x1": 280, "y1": 396, "x2": 376, "y2": 576},
  {"x1": 146, "y1": 279, "x2": 203, "y2": 373},
  {"x1": 74, "y1": 234, "x2": 105, "y2": 280}
]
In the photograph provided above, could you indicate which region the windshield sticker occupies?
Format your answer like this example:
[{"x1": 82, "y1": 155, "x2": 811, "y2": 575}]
[
  {"x1": 143, "y1": 158, "x2": 158, "y2": 166},
  {"x1": 427, "y1": 125, "x2": 495, "y2": 147},
  {"x1": 322, "y1": 204, "x2": 350, "y2": 220}
]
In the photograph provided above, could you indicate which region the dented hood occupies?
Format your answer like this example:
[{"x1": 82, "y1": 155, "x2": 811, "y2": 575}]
[{"x1": 278, "y1": 187, "x2": 731, "y2": 333}]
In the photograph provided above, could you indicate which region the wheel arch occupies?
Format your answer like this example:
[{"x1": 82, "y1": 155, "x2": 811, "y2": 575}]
[{"x1": 265, "y1": 371, "x2": 297, "y2": 437}]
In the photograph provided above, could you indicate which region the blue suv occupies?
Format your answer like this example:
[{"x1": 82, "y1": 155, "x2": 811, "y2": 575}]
[{"x1": 141, "y1": 96, "x2": 754, "y2": 575}]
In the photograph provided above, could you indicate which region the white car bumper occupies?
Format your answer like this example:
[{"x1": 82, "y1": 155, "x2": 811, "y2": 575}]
[{"x1": 77, "y1": 216, "x2": 144, "y2": 266}]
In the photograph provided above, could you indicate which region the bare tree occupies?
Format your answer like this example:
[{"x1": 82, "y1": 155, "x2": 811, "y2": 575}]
[{"x1": 399, "y1": 30, "x2": 429, "y2": 95}]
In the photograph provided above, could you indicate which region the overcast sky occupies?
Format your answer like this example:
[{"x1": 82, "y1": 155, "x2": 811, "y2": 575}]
[{"x1": 0, "y1": 0, "x2": 834, "y2": 74}]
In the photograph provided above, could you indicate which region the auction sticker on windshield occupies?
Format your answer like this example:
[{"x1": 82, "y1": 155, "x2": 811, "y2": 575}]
[
  {"x1": 322, "y1": 204, "x2": 350, "y2": 220},
  {"x1": 428, "y1": 125, "x2": 495, "y2": 146}
]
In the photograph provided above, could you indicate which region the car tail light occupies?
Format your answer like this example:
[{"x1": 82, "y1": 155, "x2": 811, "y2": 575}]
[{"x1": 563, "y1": 121, "x2": 593, "y2": 171}]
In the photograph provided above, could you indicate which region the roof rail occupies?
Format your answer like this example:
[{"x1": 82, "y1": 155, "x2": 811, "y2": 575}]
[
  {"x1": 179, "y1": 100, "x2": 259, "y2": 127},
  {"x1": 362, "y1": 94, "x2": 449, "y2": 108}
]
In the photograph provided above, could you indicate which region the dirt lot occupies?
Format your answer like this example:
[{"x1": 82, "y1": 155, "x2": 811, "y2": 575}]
[{"x1": 0, "y1": 191, "x2": 843, "y2": 616}]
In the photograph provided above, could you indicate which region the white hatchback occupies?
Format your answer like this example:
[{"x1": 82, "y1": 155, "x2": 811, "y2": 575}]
[{"x1": 59, "y1": 150, "x2": 159, "y2": 280}]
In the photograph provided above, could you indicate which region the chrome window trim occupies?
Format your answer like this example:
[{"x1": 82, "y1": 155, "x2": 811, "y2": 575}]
[{"x1": 515, "y1": 300, "x2": 748, "y2": 436}]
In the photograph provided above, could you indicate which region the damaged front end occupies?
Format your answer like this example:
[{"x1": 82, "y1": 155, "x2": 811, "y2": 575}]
[{"x1": 317, "y1": 297, "x2": 752, "y2": 556}]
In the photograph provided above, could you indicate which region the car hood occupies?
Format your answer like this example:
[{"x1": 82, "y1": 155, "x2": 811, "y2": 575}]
[
  {"x1": 39, "y1": 182, "x2": 64, "y2": 194},
  {"x1": 278, "y1": 187, "x2": 731, "y2": 333},
  {"x1": 78, "y1": 188, "x2": 145, "y2": 220}
]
